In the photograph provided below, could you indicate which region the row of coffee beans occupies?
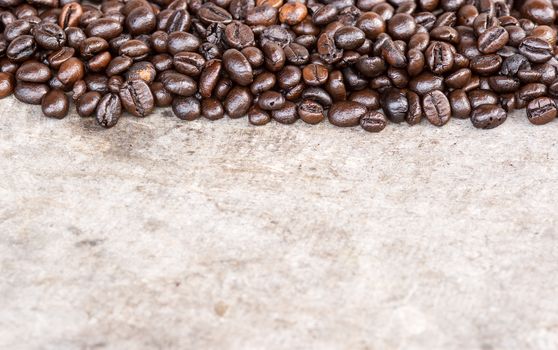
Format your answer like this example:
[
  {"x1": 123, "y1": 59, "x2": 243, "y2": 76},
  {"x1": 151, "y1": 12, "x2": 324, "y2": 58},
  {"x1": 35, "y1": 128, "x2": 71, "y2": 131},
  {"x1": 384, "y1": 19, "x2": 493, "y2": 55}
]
[{"x1": 0, "y1": 0, "x2": 558, "y2": 130}]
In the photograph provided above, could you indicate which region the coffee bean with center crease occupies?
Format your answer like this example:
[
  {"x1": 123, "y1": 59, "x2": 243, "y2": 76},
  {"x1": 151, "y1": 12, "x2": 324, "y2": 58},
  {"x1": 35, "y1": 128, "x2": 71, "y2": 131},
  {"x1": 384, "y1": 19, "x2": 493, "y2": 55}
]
[
  {"x1": 34, "y1": 22, "x2": 66, "y2": 50},
  {"x1": 527, "y1": 97, "x2": 557, "y2": 125},
  {"x1": 119, "y1": 79, "x2": 155, "y2": 117},
  {"x1": 381, "y1": 88, "x2": 408, "y2": 123},
  {"x1": 298, "y1": 99, "x2": 324, "y2": 124},
  {"x1": 478, "y1": 26, "x2": 509, "y2": 54},
  {"x1": 59, "y1": 3, "x2": 83, "y2": 28},
  {"x1": 425, "y1": 41, "x2": 454, "y2": 74},
  {"x1": 422, "y1": 90, "x2": 451, "y2": 126},
  {"x1": 58, "y1": 57, "x2": 84, "y2": 86},
  {"x1": 96, "y1": 93, "x2": 122, "y2": 128},
  {"x1": 328, "y1": 101, "x2": 367, "y2": 127},
  {"x1": 198, "y1": 2, "x2": 233, "y2": 24},
  {"x1": 223, "y1": 48, "x2": 253, "y2": 85},
  {"x1": 519, "y1": 36, "x2": 553, "y2": 63},
  {"x1": 471, "y1": 104, "x2": 507, "y2": 129},
  {"x1": 172, "y1": 96, "x2": 201, "y2": 120},
  {"x1": 41, "y1": 89, "x2": 69, "y2": 119},
  {"x1": 360, "y1": 110, "x2": 387, "y2": 132},
  {"x1": 7, "y1": 35, "x2": 36, "y2": 62},
  {"x1": 224, "y1": 21, "x2": 255, "y2": 49}
]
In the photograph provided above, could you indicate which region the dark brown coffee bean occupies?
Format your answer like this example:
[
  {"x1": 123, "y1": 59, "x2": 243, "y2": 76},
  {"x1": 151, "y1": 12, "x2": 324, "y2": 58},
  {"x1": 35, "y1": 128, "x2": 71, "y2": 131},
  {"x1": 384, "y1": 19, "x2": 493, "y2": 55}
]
[
  {"x1": 408, "y1": 72, "x2": 444, "y2": 95},
  {"x1": 119, "y1": 79, "x2": 154, "y2": 117},
  {"x1": 328, "y1": 101, "x2": 367, "y2": 127},
  {"x1": 80, "y1": 37, "x2": 108, "y2": 59},
  {"x1": 57, "y1": 57, "x2": 84, "y2": 86},
  {"x1": 198, "y1": 2, "x2": 233, "y2": 24},
  {"x1": 173, "y1": 52, "x2": 205, "y2": 76},
  {"x1": 34, "y1": 22, "x2": 66, "y2": 50},
  {"x1": 527, "y1": 97, "x2": 556, "y2": 125},
  {"x1": 88, "y1": 51, "x2": 111, "y2": 72},
  {"x1": 387, "y1": 13, "x2": 416, "y2": 41},
  {"x1": 16, "y1": 61, "x2": 51, "y2": 83},
  {"x1": 108, "y1": 75, "x2": 124, "y2": 94},
  {"x1": 334, "y1": 26, "x2": 365, "y2": 50},
  {"x1": 449, "y1": 89, "x2": 471, "y2": 119},
  {"x1": 422, "y1": 90, "x2": 451, "y2": 126},
  {"x1": 172, "y1": 96, "x2": 200, "y2": 120},
  {"x1": 262, "y1": 41, "x2": 286, "y2": 72},
  {"x1": 478, "y1": 26, "x2": 509, "y2": 54},
  {"x1": 198, "y1": 59, "x2": 222, "y2": 98},
  {"x1": 487, "y1": 75, "x2": 521, "y2": 92},
  {"x1": 201, "y1": 98, "x2": 224, "y2": 120},
  {"x1": 444, "y1": 68, "x2": 471, "y2": 89},
  {"x1": 406, "y1": 91, "x2": 422, "y2": 125},
  {"x1": 224, "y1": 86, "x2": 251, "y2": 118},
  {"x1": 380, "y1": 35, "x2": 406, "y2": 68},
  {"x1": 349, "y1": 89, "x2": 380, "y2": 110},
  {"x1": 277, "y1": 65, "x2": 301, "y2": 89},
  {"x1": 76, "y1": 91, "x2": 101, "y2": 117},
  {"x1": 168, "y1": 32, "x2": 201, "y2": 55},
  {"x1": 126, "y1": 6, "x2": 156, "y2": 36},
  {"x1": 223, "y1": 48, "x2": 253, "y2": 85},
  {"x1": 470, "y1": 54, "x2": 503, "y2": 76},
  {"x1": 7, "y1": 35, "x2": 36, "y2": 62},
  {"x1": 224, "y1": 21, "x2": 255, "y2": 49},
  {"x1": 96, "y1": 93, "x2": 121, "y2": 128},
  {"x1": 59, "y1": 3, "x2": 82, "y2": 28},
  {"x1": 468, "y1": 89, "x2": 499, "y2": 109},
  {"x1": 41, "y1": 89, "x2": 68, "y2": 119},
  {"x1": 425, "y1": 41, "x2": 454, "y2": 74},
  {"x1": 471, "y1": 104, "x2": 507, "y2": 129},
  {"x1": 119, "y1": 39, "x2": 150, "y2": 59},
  {"x1": 271, "y1": 100, "x2": 298, "y2": 124},
  {"x1": 356, "y1": 12, "x2": 385, "y2": 40},
  {"x1": 0, "y1": 72, "x2": 15, "y2": 98},
  {"x1": 317, "y1": 32, "x2": 343, "y2": 64},
  {"x1": 516, "y1": 82, "x2": 547, "y2": 102},
  {"x1": 302, "y1": 63, "x2": 328, "y2": 86},
  {"x1": 258, "y1": 90, "x2": 285, "y2": 110},
  {"x1": 360, "y1": 110, "x2": 387, "y2": 132},
  {"x1": 14, "y1": 81, "x2": 48, "y2": 104},
  {"x1": 248, "y1": 105, "x2": 270, "y2": 125},
  {"x1": 295, "y1": 99, "x2": 322, "y2": 124},
  {"x1": 518, "y1": 36, "x2": 553, "y2": 63},
  {"x1": 160, "y1": 71, "x2": 197, "y2": 96},
  {"x1": 106, "y1": 56, "x2": 133, "y2": 77}
]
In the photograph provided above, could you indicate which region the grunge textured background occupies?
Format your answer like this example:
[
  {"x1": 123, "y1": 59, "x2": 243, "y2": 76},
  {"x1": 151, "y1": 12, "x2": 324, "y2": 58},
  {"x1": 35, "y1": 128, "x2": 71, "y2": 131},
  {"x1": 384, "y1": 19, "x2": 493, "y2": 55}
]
[{"x1": 1, "y1": 96, "x2": 557, "y2": 349}]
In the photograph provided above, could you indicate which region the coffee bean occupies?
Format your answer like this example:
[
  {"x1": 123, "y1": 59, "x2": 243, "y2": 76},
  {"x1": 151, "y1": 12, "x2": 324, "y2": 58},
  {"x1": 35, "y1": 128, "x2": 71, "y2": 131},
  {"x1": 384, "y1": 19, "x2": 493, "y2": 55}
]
[
  {"x1": 422, "y1": 90, "x2": 451, "y2": 126},
  {"x1": 478, "y1": 26, "x2": 509, "y2": 54},
  {"x1": 7, "y1": 35, "x2": 36, "y2": 62},
  {"x1": 519, "y1": 36, "x2": 553, "y2": 63},
  {"x1": 0, "y1": 72, "x2": 15, "y2": 98},
  {"x1": 468, "y1": 89, "x2": 499, "y2": 109},
  {"x1": 41, "y1": 89, "x2": 68, "y2": 119},
  {"x1": 202, "y1": 98, "x2": 225, "y2": 120},
  {"x1": 449, "y1": 89, "x2": 471, "y2": 119},
  {"x1": 297, "y1": 99, "x2": 324, "y2": 124},
  {"x1": 224, "y1": 86, "x2": 251, "y2": 118},
  {"x1": 119, "y1": 79, "x2": 155, "y2": 117},
  {"x1": 160, "y1": 71, "x2": 197, "y2": 96},
  {"x1": 16, "y1": 61, "x2": 51, "y2": 83},
  {"x1": 360, "y1": 110, "x2": 387, "y2": 132},
  {"x1": 223, "y1": 48, "x2": 253, "y2": 85},
  {"x1": 328, "y1": 101, "x2": 367, "y2": 127},
  {"x1": 172, "y1": 96, "x2": 201, "y2": 121},
  {"x1": 14, "y1": 81, "x2": 49, "y2": 105},
  {"x1": 271, "y1": 100, "x2": 298, "y2": 124},
  {"x1": 198, "y1": 2, "x2": 233, "y2": 24},
  {"x1": 425, "y1": 41, "x2": 454, "y2": 74},
  {"x1": 406, "y1": 91, "x2": 422, "y2": 125},
  {"x1": 471, "y1": 104, "x2": 507, "y2": 129},
  {"x1": 527, "y1": 97, "x2": 557, "y2": 125},
  {"x1": 248, "y1": 105, "x2": 271, "y2": 125},
  {"x1": 76, "y1": 91, "x2": 101, "y2": 117},
  {"x1": 334, "y1": 26, "x2": 365, "y2": 50},
  {"x1": 96, "y1": 93, "x2": 122, "y2": 128}
]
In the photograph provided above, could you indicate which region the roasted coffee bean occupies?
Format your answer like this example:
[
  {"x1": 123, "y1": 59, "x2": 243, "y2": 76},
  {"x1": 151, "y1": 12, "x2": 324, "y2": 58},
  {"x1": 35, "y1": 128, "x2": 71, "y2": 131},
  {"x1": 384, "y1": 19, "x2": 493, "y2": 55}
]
[
  {"x1": 200, "y1": 98, "x2": 224, "y2": 120},
  {"x1": 119, "y1": 79, "x2": 155, "y2": 117},
  {"x1": 296, "y1": 99, "x2": 322, "y2": 124},
  {"x1": 7, "y1": 35, "x2": 36, "y2": 62},
  {"x1": 198, "y1": 2, "x2": 233, "y2": 24},
  {"x1": 444, "y1": 68, "x2": 471, "y2": 89},
  {"x1": 334, "y1": 26, "x2": 365, "y2": 50},
  {"x1": 349, "y1": 89, "x2": 380, "y2": 110},
  {"x1": 0, "y1": 72, "x2": 15, "y2": 98},
  {"x1": 258, "y1": 90, "x2": 285, "y2": 110},
  {"x1": 488, "y1": 75, "x2": 521, "y2": 92},
  {"x1": 408, "y1": 72, "x2": 444, "y2": 95},
  {"x1": 14, "y1": 81, "x2": 49, "y2": 105},
  {"x1": 108, "y1": 76, "x2": 124, "y2": 94},
  {"x1": 387, "y1": 13, "x2": 416, "y2": 41},
  {"x1": 262, "y1": 41, "x2": 286, "y2": 71},
  {"x1": 224, "y1": 86, "x2": 251, "y2": 118},
  {"x1": 425, "y1": 41, "x2": 454, "y2": 74},
  {"x1": 248, "y1": 105, "x2": 271, "y2": 125},
  {"x1": 301, "y1": 87, "x2": 332, "y2": 107},
  {"x1": 96, "y1": 93, "x2": 122, "y2": 128},
  {"x1": 160, "y1": 71, "x2": 197, "y2": 96},
  {"x1": 16, "y1": 61, "x2": 51, "y2": 83},
  {"x1": 381, "y1": 88, "x2": 408, "y2": 123},
  {"x1": 478, "y1": 26, "x2": 509, "y2": 54},
  {"x1": 470, "y1": 54, "x2": 503, "y2": 75},
  {"x1": 271, "y1": 100, "x2": 298, "y2": 124},
  {"x1": 406, "y1": 91, "x2": 422, "y2": 125},
  {"x1": 277, "y1": 65, "x2": 301, "y2": 89},
  {"x1": 199, "y1": 59, "x2": 222, "y2": 98},
  {"x1": 172, "y1": 96, "x2": 201, "y2": 120},
  {"x1": 519, "y1": 36, "x2": 553, "y2": 63},
  {"x1": 173, "y1": 52, "x2": 205, "y2": 76},
  {"x1": 516, "y1": 82, "x2": 547, "y2": 102},
  {"x1": 471, "y1": 104, "x2": 507, "y2": 129},
  {"x1": 449, "y1": 89, "x2": 471, "y2": 119},
  {"x1": 34, "y1": 22, "x2": 66, "y2": 50},
  {"x1": 76, "y1": 91, "x2": 101, "y2": 117},
  {"x1": 85, "y1": 18, "x2": 123, "y2": 40},
  {"x1": 358, "y1": 109, "x2": 386, "y2": 132},
  {"x1": 527, "y1": 97, "x2": 556, "y2": 125},
  {"x1": 41, "y1": 89, "x2": 68, "y2": 119},
  {"x1": 328, "y1": 101, "x2": 367, "y2": 127},
  {"x1": 223, "y1": 48, "x2": 253, "y2": 85},
  {"x1": 422, "y1": 90, "x2": 451, "y2": 126},
  {"x1": 468, "y1": 89, "x2": 499, "y2": 108},
  {"x1": 126, "y1": 7, "x2": 156, "y2": 36},
  {"x1": 57, "y1": 57, "x2": 84, "y2": 86},
  {"x1": 59, "y1": 3, "x2": 82, "y2": 28},
  {"x1": 302, "y1": 63, "x2": 328, "y2": 86},
  {"x1": 317, "y1": 32, "x2": 343, "y2": 64}
]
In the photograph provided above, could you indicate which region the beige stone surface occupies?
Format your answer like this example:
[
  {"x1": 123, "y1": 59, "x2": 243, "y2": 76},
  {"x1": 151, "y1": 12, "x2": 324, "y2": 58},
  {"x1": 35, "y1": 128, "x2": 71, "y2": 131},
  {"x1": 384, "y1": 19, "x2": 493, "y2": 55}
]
[{"x1": 1, "y1": 96, "x2": 558, "y2": 350}]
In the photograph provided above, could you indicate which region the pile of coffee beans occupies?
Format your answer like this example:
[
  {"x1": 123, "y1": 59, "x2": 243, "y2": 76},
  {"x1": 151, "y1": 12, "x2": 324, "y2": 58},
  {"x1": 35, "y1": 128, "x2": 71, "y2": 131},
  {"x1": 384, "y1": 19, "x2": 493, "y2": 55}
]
[{"x1": 1, "y1": 0, "x2": 558, "y2": 130}]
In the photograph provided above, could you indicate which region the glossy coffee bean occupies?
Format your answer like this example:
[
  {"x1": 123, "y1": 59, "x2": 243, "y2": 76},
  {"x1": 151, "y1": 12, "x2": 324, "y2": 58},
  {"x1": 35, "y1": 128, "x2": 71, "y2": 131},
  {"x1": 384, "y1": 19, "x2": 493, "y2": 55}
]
[
  {"x1": 271, "y1": 101, "x2": 298, "y2": 124},
  {"x1": 172, "y1": 96, "x2": 201, "y2": 120},
  {"x1": 422, "y1": 90, "x2": 451, "y2": 126},
  {"x1": 14, "y1": 81, "x2": 49, "y2": 105},
  {"x1": 360, "y1": 110, "x2": 387, "y2": 132},
  {"x1": 119, "y1": 79, "x2": 155, "y2": 117},
  {"x1": 96, "y1": 93, "x2": 122, "y2": 128},
  {"x1": 258, "y1": 90, "x2": 285, "y2": 110},
  {"x1": 381, "y1": 88, "x2": 408, "y2": 123},
  {"x1": 0, "y1": 72, "x2": 15, "y2": 98},
  {"x1": 406, "y1": 91, "x2": 422, "y2": 125},
  {"x1": 248, "y1": 105, "x2": 271, "y2": 125},
  {"x1": 202, "y1": 98, "x2": 225, "y2": 120},
  {"x1": 225, "y1": 86, "x2": 251, "y2": 118},
  {"x1": 527, "y1": 97, "x2": 557, "y2": 125},
  {"x1": 297, "y1": 99, "x2": 324, "y2": 124},
  {"x1": 471, "y1": 105, "x2": 507, "y2": 129},
  {"x1": 328, "y1": 101, "x2": 367, "y2": 127},
  {"x1": 223, "y1": 48, "x2": 253, "y2": 86},
  {"x1": 519, "y1": 36, "x2": 552, "y2": 63},
  {"x1": 449, "y1": 89, "x2": 471, "y2": 119},
  {"x1": 16, "y1": 61, "x2": 51, "y2": 83},
  {"x1": 41, "y1": 89, "x2": 68, "y2": 119},
  {"x1": 76, "y1": 91, "x2": 101, "y2": 117},
  {"x1": 160, "y1": 71, "x2": 197, "y2": 96}
]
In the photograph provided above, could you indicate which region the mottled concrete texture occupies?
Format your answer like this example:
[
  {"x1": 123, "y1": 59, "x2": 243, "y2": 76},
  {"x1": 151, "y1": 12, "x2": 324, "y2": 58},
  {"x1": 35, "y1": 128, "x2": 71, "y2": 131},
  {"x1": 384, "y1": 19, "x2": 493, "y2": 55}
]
[{"x1": 1, "y1": 95, "x2": 558, "y2": 350}]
